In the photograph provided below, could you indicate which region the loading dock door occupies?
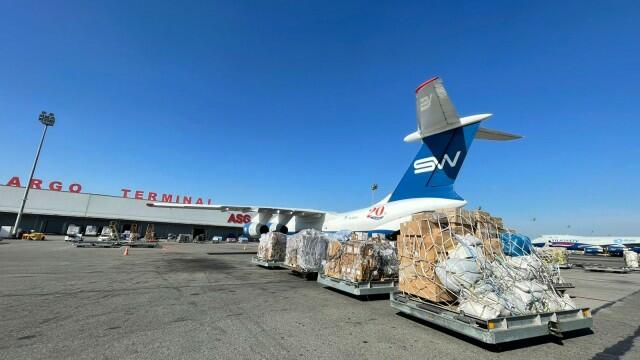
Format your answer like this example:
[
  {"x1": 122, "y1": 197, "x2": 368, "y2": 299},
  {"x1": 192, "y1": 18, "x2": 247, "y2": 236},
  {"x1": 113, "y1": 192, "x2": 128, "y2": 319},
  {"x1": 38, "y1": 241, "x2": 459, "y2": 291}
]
[{"x1": 193, "y1": 228, "x2": 205, "y2": 240}]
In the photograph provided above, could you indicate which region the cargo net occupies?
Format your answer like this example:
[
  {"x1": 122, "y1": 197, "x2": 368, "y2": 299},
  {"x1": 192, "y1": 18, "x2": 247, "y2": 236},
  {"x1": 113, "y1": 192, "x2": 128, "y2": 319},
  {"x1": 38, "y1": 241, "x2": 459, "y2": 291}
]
[
  {"x1": 323, "y1": 234, "x2": 398, "y2": 283},
  {"x1": 398, "y1": 208, "x2": 576, "y2": 320},
  {"x1": 284, "y1": 229, "x2": 329, "y2": 271},
  {"x1": 257, "y1": 232, "x2": 287, "y2": 262},
  {"x1": 535, "y1": 247, "x2": 569, "y2": 283}
]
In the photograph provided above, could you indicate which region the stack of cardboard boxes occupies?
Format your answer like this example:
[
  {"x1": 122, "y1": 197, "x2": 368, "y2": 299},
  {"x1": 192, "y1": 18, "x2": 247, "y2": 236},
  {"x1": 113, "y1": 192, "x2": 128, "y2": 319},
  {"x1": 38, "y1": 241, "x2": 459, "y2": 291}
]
[
  {"x1": 323, "y1": 235, "x2": 397, "y2": 282},
  {"x1": 398, "y1": 208, "x2": 505, "y2": 304},
  {"x1": 257, "y1": 232, "x2": 287, "y2": 262}
]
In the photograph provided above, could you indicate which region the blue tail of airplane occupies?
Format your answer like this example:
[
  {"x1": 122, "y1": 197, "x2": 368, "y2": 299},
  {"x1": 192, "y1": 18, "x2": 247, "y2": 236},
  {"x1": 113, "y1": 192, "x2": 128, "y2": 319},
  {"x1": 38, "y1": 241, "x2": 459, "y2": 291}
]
[
  {"x1": 389, "y1": 76, "x2": 520, "y2": 202},
  {"x1": 389, "y1": 122, "x2": 480, "y2": 201}
]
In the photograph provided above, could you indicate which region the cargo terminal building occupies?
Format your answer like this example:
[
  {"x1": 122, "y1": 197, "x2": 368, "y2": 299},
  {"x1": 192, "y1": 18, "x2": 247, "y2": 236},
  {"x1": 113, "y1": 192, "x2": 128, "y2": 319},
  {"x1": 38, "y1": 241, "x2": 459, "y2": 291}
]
[{"x1": 0, "y1": 184, "x2": 253, "y2": 239}]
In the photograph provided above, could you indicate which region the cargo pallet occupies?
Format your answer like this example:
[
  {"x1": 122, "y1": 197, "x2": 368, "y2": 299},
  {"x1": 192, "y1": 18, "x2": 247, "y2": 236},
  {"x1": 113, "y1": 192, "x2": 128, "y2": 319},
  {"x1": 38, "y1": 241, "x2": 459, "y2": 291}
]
[
  {"x1": 583, "y1": 266, "x2": 629, "y2": 273},
  {"x1": 125, "y1": 241, "x2": 159, "y2": 248},
  {"x1": 251, "y1": 256, "x2": 283, "y2": 268},
  {"x1": 317, "y1": 273, "x2": 397, "y2": 296},
  {"x1": 73, "y1": 241, "x2": 158, "y2": 249},
  {"x1": 74, "y1": 241, "x2": 118, "y2": 248},
  {"x1": 552, "y1": 282, "x2": 575, "y2": 295},
  {"x1": 390, "y1": 292, "x2": 592, "y2": 344},
  {"x1": 280, "y1": 263, "x2": 319, "y2": 279}
]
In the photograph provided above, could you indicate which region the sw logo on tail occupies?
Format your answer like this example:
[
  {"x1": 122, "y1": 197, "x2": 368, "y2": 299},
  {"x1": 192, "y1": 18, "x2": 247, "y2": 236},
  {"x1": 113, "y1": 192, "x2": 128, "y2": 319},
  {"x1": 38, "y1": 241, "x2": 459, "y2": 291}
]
[{"x1": 413, "y1": 151, "x2": 463, "y2": 174}]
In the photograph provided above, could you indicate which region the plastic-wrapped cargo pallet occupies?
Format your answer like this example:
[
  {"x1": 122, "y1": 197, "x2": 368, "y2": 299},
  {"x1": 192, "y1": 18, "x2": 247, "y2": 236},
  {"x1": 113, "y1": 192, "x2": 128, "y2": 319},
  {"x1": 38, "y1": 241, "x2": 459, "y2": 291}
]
[
  {"x1": 323, "y1": 235, "x2": 398, "y2": 282},
  {"x1": 398, "y1": 208, "x2": 576, "y2": 320},
  {"x1": 537, "y1": 247, "x2": 569, "y2": 267},
  {"x1": 624, "y1": 251, "x2": 639, "y2": 268},
  {"x1": 284, "y1": 229, "x2": 329, "y2": 271},
  {"x1": 257, "y1": 232, "x2": 287, "y2": 262}
]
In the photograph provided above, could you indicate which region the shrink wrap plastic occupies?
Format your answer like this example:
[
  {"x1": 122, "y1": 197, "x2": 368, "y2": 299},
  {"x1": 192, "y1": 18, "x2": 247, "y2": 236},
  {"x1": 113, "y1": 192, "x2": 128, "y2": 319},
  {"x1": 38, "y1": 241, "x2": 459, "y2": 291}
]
[
  {"x1": 284, "y1": 229, "x2": 329, "y2": 271},
  {"x1": 323, "y1": 239, "x2": 398, "y2": 282},
  {"x1": 257, "y1": 232, "x2": 287, "y2": 261}
]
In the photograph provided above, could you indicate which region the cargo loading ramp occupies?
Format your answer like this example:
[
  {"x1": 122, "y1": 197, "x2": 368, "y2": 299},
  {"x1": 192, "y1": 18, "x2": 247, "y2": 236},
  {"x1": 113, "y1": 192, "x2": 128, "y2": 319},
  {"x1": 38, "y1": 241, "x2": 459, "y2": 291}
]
[
  {"x1": 390, "y1": 292, "x2": 592, "y2": 344},
  {"x1": 317, "y1": 273, "x2": 398, "y2": 296}
]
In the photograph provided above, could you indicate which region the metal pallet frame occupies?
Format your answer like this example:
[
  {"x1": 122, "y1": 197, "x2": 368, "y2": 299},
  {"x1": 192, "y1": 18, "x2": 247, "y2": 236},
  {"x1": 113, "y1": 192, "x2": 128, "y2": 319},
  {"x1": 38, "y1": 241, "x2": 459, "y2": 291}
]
[
  {"x1": 251, "y1": 256, "x2": 283, "y2": 268},
  {"x1": 317, "y1": 273, "x2": 397, "y2": 296},
  {"x1": 583, "y1": 266, "x2": 629, "y2": 273},
  {"x1": 552, "y1": 282, "x2": 575, "y2": 295},
  {"x1": 74, "y1": 241, "x2": 117, "y2": 248},
  {"x1": 390, "y1": 292, "x2": 592, "y2": 344},
  {"x1": 280, "y1": 263, "x2": 319, "y2": 278}
]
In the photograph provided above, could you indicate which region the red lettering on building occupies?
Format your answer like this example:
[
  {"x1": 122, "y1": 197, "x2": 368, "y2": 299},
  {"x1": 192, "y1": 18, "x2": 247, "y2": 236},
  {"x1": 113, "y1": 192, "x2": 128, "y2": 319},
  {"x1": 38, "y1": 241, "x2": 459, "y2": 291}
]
[
  {"x1": 7, "y1": 176, "x2": 21, "y2": 187},
  {"x1": 196, "y1": 198, "x2": 203, "y2": 205},
  {"x1": 49, "y1": 181, "x2": 62, "y2": 191},
  {"x1": 161, "y1": 194, "x2": 173, "y2": 202},
  {"x1": 29, "y1": 178, "x2": 42, "y2": 189},
  {"x1": 183, "y1": 196, "x2": 192, "y2": 204},
  {"x1": 121, "y1": 189, "x2": 131, "y2": 198},
  {"x1": 69, "y1": 183, "x2": 82, "y2": 193},
  {"x1": 134, "y1": 190, "x2": 144, "y2": 200},
  {"x1": 147, "y1": 192, "x2": 157, "y2": 201},
  {"x1": 227, "y1": 214, "x2": 252, "y2": 224}
]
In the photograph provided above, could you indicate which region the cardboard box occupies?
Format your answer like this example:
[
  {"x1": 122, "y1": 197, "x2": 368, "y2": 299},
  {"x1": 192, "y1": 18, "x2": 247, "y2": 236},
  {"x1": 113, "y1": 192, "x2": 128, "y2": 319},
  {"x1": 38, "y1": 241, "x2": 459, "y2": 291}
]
[
  {"x1": 397, "y1": 229, "x2": 456, "y2": 303},
  {"x1": 482, "y1": 238, "x2": 503, "y2": 260}
]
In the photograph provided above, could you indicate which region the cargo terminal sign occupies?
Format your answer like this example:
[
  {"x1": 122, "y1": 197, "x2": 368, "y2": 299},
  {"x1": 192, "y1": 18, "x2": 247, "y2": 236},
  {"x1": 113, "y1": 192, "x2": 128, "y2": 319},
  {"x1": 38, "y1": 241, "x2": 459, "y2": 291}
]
[{"x1": 5, "y1": 176, "x2": 213, "y2": 205}]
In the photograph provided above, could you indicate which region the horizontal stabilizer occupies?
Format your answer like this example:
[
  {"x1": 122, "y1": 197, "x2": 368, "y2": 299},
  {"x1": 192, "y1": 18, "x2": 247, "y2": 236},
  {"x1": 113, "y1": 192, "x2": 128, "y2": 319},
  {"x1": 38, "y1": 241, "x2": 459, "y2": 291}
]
[{"x1": 476, "y1": 127, "x2": 522, "y2": 141}]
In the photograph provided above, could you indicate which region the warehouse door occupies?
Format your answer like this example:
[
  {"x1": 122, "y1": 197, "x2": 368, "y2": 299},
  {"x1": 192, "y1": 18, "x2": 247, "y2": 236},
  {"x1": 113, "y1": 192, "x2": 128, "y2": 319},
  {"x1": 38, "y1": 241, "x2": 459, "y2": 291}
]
[{"x1": 193, "y1": 228, "x2": 205, "y2": 241}]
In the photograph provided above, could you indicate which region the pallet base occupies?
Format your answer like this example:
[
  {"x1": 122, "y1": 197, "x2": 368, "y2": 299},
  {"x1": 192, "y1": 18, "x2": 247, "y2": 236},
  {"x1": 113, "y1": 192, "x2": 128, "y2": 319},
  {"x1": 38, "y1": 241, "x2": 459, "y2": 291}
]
[
  {"x1": 74, "y1": 241, "x2": 117, "y2": 248},
  {"x1": 251, "y1": 256, "x2": 283, "y2": 268},
  {"x1": 583, "y1": 266, "x2": 629, "y2": 273},
  {"x1": 317, "y1": 274, "x2": 397, "y2": 296},
  {"x1": 390, "y1": 292, "x2": 592, "y2": 344},
  {"x1": 73, "y1": 241, "x2": 158, "y2": 248},
  {"x1": 280, "y1": 263, "x2": 319, "y2": 279}
]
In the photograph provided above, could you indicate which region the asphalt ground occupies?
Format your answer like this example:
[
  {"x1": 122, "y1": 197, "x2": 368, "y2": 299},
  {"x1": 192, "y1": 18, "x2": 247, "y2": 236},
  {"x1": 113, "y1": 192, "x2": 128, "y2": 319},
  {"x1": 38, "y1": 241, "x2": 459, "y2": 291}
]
[{"x1": 1, "y1": 238, "x2": 639, "y2": 360}]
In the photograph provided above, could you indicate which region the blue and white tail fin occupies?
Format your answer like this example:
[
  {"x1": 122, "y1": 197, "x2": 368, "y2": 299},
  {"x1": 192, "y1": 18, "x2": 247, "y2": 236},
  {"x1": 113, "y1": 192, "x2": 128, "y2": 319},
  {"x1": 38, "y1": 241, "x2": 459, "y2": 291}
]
[{"x1": 390, "y1": 77, "x2": 520, "y2": 202}]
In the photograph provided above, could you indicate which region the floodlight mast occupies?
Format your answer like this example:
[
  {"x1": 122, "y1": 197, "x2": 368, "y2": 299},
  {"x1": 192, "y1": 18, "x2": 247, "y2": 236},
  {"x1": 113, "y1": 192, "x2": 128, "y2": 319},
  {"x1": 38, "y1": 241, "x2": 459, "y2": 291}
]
[{"x1": 11, "y1": 112, "x2": 56, "y2": 237}]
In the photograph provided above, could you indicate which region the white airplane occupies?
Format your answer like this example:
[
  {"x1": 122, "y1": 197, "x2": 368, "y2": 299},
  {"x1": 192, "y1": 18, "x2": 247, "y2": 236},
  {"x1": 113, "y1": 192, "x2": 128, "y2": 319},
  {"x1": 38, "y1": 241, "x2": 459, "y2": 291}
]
[
  {"x1": 532, "y1": 234, "x2": 640, "y2": 250},
  {"x1": 147, "y1": 77, "x2": 521, "y2": 237}
]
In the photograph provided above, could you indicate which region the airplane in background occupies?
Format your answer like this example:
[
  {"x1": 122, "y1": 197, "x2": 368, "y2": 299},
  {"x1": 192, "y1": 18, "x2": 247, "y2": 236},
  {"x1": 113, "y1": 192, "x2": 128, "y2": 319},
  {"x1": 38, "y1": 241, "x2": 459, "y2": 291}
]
[
  {"x1": 147, "y1": 77, "x2": 521, "y2": 237},
  {"x1": 532, "y1": 235, "x2": 640, "y2": 250}
]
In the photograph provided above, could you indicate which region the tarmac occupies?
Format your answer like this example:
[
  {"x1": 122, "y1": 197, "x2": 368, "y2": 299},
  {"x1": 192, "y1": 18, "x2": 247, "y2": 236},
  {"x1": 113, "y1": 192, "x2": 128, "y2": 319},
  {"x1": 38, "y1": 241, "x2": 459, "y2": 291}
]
[{"x1": 1, "y1": 237, "x2": 639, "y2": 359}]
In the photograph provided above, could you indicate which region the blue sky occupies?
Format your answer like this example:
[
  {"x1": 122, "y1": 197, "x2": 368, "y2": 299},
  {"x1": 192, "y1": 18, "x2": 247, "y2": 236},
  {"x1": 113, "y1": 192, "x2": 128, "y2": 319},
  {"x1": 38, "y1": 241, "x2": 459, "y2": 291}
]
[{"x1": 1, "y1": 1, "x2": 639, "y2": 236}]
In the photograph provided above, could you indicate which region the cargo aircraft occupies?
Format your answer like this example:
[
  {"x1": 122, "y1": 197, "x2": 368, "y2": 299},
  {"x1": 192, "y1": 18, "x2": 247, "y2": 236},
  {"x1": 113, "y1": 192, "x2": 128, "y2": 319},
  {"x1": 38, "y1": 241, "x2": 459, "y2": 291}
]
[
  {"x1": 532, "y1": 235, "x2": 640, "y2": 250},
  {"x1": 148, "y1": 77, "x2": 521, "y2": 237}
]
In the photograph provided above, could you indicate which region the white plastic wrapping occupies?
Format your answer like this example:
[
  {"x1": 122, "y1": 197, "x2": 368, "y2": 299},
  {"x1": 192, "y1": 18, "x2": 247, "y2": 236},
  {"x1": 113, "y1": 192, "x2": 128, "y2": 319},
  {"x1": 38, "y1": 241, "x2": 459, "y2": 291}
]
[
  {"x1": 624, "y1": 251, "x2": 639, "y2": 268},
  {"x1": 284, "y1": 229, "x2": 329, "y2": 271},
  {"x1": 257, "y1": 232, "x2": 287, "y2": 261}
]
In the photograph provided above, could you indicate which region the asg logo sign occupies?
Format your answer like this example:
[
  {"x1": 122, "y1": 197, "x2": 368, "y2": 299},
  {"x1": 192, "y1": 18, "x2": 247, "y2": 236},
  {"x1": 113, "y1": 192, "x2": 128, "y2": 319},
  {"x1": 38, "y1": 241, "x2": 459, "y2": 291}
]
[
  {"x1": 227, "y1": 214, "x2": 251, "y2": 224},
  {"x1": 413, "y1": 151, "x2": 462, "y2": 174},
  {"x1": 367, "y1": 206, "x2": 386, "y2": 220}
]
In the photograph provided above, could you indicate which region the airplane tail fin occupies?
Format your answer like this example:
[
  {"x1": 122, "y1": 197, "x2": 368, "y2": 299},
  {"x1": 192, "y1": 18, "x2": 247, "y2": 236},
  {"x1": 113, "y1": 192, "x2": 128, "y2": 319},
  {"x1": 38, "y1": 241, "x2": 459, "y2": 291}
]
[{"x1": 390, "y1": 77, "x2": 520, "y2": 202}]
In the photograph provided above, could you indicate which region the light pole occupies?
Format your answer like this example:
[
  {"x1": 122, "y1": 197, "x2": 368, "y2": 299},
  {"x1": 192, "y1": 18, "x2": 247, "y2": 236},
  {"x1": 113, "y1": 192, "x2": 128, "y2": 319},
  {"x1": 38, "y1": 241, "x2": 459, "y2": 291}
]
[{"x1": 11, "y1": 111, "x2": 56, "y2": 237}]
